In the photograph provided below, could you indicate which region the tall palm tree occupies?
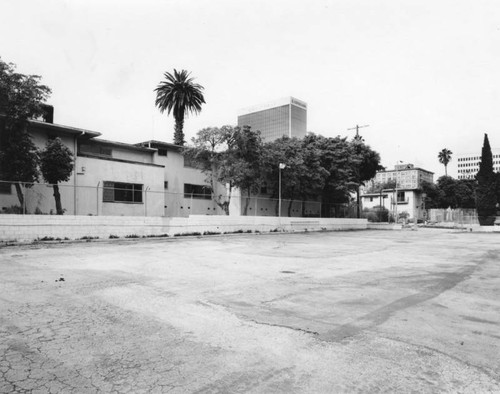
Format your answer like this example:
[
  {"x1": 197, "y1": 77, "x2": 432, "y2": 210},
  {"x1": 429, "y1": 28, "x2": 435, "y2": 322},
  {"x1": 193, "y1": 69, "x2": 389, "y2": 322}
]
[
  {"x1": 438, "y1": 148, "x2": 452, "y2": 176},
  {"x1": 155, "y1": 69, "x2": 205, "y2": 146}
]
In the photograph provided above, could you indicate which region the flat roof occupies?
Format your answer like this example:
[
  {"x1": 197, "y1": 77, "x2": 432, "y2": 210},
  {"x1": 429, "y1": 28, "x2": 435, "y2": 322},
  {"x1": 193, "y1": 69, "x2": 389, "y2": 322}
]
[
  {"x1": 237, "y1": 96, "x2": 307, "y2": 116},
  {"x1": 88, "y1": 138, "x2": 157, "y2": 153},
  {"x1": 377, "y1": 168, "x2": 434, "y2": 175},
  {"x1": 135, "y1": 140, "x2": 183, "y2": 152},
  {"x1": 29, "y1": 119, "x2": 101, "y2": 139}
]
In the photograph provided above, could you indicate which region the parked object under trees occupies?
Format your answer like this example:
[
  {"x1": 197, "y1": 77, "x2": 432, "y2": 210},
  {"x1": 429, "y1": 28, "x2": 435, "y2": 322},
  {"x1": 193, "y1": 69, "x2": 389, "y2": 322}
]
[{"x1": 475, "y1": 133, "x2": 497, "y2": 226}]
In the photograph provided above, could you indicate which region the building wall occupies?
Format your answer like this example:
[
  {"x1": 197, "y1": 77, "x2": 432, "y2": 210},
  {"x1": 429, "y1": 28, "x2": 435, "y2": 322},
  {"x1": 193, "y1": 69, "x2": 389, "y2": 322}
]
[
  {"x1": 75, "y1": 156, "x2": 165, "y2": 216},
  {"x1": 457, "y1": 149, "x2": 500, "y2": 179},
  {"x1": 237, "y1": 97, "x2": 307, "y2": 142},
  {"x1": 79, "y1": 139, "x2": 155, "y2": 164},
  {"x1": 152, "y1": 148, "x2": 226, "y2": 217},
  {"x1": 290, "y1": 104, "x2": 307, "y2": 140},
  {"x1": 0, "y1": 214, "x2": 369, "y2": 243},
  {"x1": 361, "y1": 189, "x2": 425, "y2": 221},
  {"x1": 373, "y1": 167, "x2": 434, "y2": 189}
]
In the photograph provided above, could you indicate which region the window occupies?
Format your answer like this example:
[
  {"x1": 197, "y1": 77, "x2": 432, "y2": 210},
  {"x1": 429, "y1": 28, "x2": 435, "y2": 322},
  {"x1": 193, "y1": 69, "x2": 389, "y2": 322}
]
[
  {"x1": 80, "y1": 144, "x2": 112, "y2": 157},
  {"x1": 184, "y1": 184, "x2": 212, "y2": 199},
  {"x1": 158, "y1": 149, "x2": 167, "y2": 156},
  {"x1": 0, "y1": 182, "x2": 11, "y2": 194},
  {"x1": 397, "y1": 191, "x2": 405, "y2": 202},
  {"x1": 103, "y1": 181, "x2": 143, "y2": 203},
  {"x1": 164, "y1": 181, "x2": 168, "y2": 189}
]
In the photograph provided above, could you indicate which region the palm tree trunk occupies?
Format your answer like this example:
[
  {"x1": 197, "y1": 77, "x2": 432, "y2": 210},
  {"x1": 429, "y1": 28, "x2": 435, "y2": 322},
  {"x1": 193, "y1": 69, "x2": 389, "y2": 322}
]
[{"x1": 174, "y1": 114, "x2": 185, "y2": 146}]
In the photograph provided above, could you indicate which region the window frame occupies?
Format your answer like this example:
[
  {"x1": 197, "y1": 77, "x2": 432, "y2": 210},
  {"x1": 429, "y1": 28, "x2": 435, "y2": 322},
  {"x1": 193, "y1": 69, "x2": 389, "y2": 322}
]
[
  {"x1": 103, "y1": 181, "x2": 143, "y2": 203},
  {"x1": 184, "y1": 183, "x2": 212, "y2": 200}
]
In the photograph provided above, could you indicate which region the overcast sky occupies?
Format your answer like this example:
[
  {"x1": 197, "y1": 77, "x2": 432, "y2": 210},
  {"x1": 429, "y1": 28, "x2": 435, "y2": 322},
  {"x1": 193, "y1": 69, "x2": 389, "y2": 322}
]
[{"x1": 2, "y1": 0, "x2": 500, "y2": 178}]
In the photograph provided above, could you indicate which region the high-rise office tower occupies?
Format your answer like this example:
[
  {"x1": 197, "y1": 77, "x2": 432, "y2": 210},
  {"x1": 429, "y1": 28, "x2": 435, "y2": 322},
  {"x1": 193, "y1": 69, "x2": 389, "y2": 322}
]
[{"x1": 237, "y1": 97, "x2": 307, "y2": 142}]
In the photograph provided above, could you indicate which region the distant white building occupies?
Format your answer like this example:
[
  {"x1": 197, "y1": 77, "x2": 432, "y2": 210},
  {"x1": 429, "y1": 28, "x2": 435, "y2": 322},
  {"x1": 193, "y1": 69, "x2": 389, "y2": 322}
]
[
  {"x1": 456, "y1": 149, "x2": 500, "y2": 180},
  {"x1": 361, "y1": 163, "x2": 434, "y2": 222}
]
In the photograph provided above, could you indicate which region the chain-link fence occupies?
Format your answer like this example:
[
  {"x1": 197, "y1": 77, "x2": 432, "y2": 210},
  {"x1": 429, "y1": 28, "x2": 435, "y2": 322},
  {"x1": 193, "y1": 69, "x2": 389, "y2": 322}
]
[
  {"x1": 0, "y1": 180, "x2": 359, "y2": 218},
  {"x1": 427, "y1": 208, "x2": 479, "y2": 227}
]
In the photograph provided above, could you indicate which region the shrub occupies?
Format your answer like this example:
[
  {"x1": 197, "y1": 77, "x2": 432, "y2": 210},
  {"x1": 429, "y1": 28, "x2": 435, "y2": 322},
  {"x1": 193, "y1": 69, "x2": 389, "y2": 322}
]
[
  {"x1": 363, "y1": 206, "x2": 389, "y2": 222},
  {"x1": 2, "y1": 205, "x2": 23, "y2": 214}
]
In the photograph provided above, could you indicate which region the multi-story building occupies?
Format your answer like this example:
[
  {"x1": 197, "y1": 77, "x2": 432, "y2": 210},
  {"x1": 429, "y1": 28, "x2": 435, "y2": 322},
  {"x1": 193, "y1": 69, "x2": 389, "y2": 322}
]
[
  {"x1": 237, "y1": 96, "x2": 307, "y2": 142},
  {"x1": 361, "y1": 163, "x2": 434, "y2": 221},
  {"x1": 372, "y1": 163, "x2": 434, "y2": 189},
  {"x1": 456, "y1": 149, "x2": 500, "y2": 180}
]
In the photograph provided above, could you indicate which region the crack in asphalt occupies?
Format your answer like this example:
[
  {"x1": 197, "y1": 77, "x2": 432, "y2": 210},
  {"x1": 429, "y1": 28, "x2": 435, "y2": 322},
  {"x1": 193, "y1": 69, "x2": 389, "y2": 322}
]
[{"x1": 247, "y1": 319, "x2": 319, "y2": 336}]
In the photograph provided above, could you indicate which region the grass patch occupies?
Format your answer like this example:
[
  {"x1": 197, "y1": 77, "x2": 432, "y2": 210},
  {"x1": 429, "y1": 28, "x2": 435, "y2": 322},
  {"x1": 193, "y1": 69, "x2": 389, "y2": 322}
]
[
  {"x1": 203, "y1": 231, "x2": 221, "y2": 236},
  {"x1": 174, "y1": 232, "x2": 202, "y2": 237}
]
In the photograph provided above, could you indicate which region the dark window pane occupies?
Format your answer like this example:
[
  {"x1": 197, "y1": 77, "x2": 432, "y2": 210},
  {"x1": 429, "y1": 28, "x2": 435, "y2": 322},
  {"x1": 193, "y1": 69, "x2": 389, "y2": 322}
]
[{"x1": 103, "y1": 181, "x2": 142, "y2": 203}]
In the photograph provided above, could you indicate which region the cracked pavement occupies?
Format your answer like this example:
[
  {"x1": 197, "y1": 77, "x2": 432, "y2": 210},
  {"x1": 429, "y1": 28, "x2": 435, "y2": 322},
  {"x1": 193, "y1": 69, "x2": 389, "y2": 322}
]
[{"x1": 1, "y1": 229, "x2": 499, "y2": 393}]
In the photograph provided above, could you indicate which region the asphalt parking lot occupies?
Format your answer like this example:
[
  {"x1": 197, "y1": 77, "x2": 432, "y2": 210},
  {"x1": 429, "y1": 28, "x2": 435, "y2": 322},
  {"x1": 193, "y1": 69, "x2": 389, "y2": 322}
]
[{"x1": 1, "y1": 229, "x2": 499, "y2": 393}]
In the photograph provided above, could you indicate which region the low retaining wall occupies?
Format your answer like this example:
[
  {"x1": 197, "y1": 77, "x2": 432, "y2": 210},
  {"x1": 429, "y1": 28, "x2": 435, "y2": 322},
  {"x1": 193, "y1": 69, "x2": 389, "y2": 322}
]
[
  {"x1": 367, "y1": 223, "x2": 402, "y2": 230},
  {"x1": 0, "y1": 215, "x2": 368, "y2": 243}
]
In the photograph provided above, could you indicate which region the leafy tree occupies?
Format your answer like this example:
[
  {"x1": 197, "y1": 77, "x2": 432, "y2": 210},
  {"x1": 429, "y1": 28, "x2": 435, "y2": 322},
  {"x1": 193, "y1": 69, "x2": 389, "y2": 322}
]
[
  {"x1": 349, "y1": 139, "x2": 383, "y2": 217},
  {"x1": 454, "y1": 179, "x2": 476, "y2": 209},
  {"x1": 39, "y1": 138, "x2": 74, "y2": 215},
  {"x1": 0, "y1": 58, "x2": 51, "y2": 210},
  {"x1": 183, "y1": 126, "x2": 231, "y2": 214},
  {"x1": 154, "y1": 69, "x2": 205, "y2": 146},
  {"x1": 185, "y1": 125, "x2": 264, "y2": 215},
  {"x1": 296, "y1": 135, "x2": 329, "y2": 215},
  {"x1": 438, "y1": 148, "x2": 453, "y2": 176},
  {"x1": 420, "y1": 177, "x2": 476, "y2": 209},
  {"x1": 260, "y1": 137, "x2": 308, "y2": 216},
  {"x1": 420, "y1": 180, "x2": 442, "y2": 209},
  {"x1": 476, "y1": 134, "x2": 497, "y2": 225},
  {"x1": 0, "y1": 131, "x2": 39, "y2": 210},
  {"x1": 227, "y1": 126, "x2": 264, "y2": 215},
  {"x1": 0, "y1": 58, "x2": 52, "y2": 125},
  {"x1": 316, "y1": 136, "x2": 354, "y2": 217}
]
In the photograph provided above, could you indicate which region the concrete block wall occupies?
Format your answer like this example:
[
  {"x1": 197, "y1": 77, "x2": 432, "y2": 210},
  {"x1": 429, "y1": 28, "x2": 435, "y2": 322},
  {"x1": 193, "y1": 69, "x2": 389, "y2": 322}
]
[{"x1": 0, "y1": 215, "x2": 368, "y2": 243}]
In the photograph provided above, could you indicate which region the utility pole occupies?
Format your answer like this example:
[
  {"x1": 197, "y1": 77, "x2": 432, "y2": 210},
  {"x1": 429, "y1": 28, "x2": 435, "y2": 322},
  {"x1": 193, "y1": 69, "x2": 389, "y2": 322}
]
[
  {"x1": 347, "y1": 124, "x2": 370, "y2": 142},
  {"x1": 347, "y1": 124, "x2": 370, "y2": 218}
]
